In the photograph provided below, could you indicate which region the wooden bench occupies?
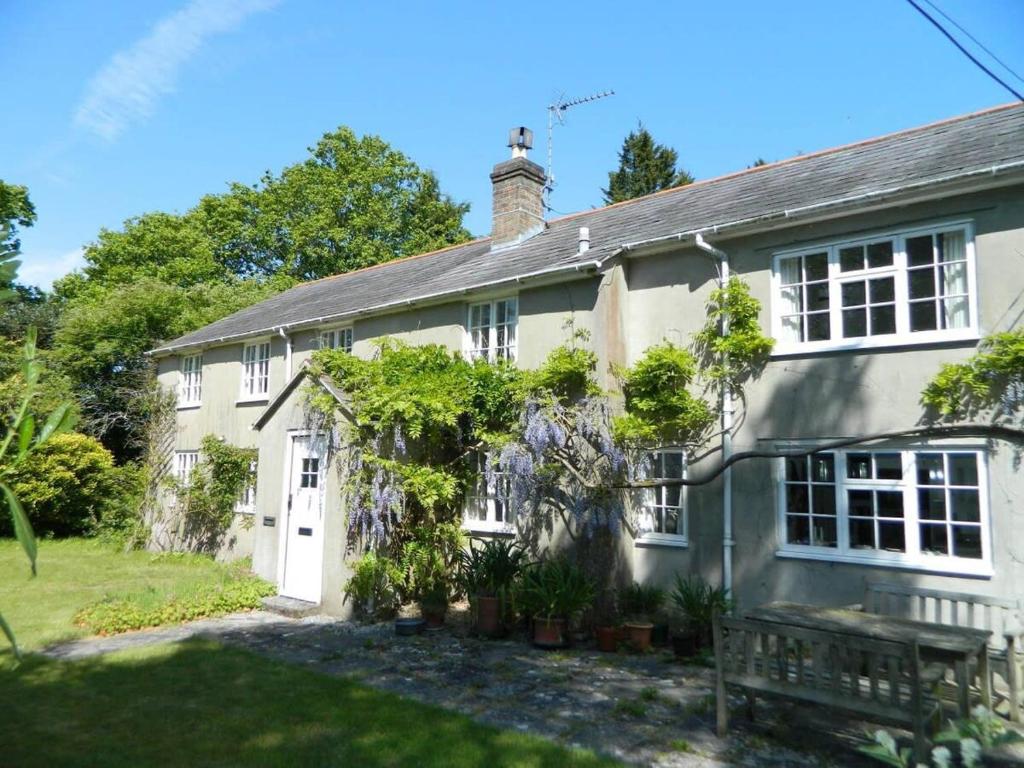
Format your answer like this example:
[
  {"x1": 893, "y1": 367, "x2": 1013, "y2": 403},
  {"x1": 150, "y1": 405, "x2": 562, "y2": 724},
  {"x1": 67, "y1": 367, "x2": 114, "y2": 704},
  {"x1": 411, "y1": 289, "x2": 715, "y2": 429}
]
[
  {"x1": 712, "y1": 613, "x2": 943, "y2": 758},
  {"x1": 863, "y1": 582, "x2": 1024, "y2": 722}
]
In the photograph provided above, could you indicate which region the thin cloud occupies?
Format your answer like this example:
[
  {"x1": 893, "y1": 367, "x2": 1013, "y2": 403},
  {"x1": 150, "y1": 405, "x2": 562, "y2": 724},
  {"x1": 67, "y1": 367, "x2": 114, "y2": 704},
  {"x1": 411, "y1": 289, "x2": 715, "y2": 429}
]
[
  {"x1": 18, "y1": 248, "x2": 85, "y2": 291},
  {"x1": 74, "y1": 0, "x2": 278, "y2": 141}
]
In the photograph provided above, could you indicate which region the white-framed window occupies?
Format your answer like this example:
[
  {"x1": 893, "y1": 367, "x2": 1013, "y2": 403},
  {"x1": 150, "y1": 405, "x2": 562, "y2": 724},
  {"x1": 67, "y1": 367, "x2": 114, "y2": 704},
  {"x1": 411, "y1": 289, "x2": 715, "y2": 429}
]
[
  {"x1": 241, "y1": 341, "x2": 271, "y2": 399},
  {"x1": 178, "y1": 354, "x2": 202, "y2": 407},
  {"x1": 236, "y1": 460, "x2": 257, "y2": 515},
  {"x1": 319, "y1": 327, "x2": 353, "y2": 353},
  {"x1": 467, "y1": 297, "x2": 517, "y2": 362},
  {"x1": 638, "y1": 449, "x2": 687, "y2": 545},
  {"x1": 772, "y1": 222, "x2": 977, "y2": 354},
  {"x1": 776, "y1": 447, "x2": 990, "y2": 576},
  {"x1": 174, "y1": 451, "x2": 199, "y2": 485},
  {"x1": 463, "y1": 452, "x2": 512, "y2": 532}
]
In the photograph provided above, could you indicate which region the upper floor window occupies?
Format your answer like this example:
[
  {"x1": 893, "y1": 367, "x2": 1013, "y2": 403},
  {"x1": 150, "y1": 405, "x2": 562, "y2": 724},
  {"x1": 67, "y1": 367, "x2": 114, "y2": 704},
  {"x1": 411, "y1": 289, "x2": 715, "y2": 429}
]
[
  {"x1": 772, "y1": 223, "x2": 976, "y2": 354},
  {"x1": 178, "y1": 354, "x2": 202, "y2": 407},
  {"x1": 319, "y1": 327, "x2": 353, "y2": 353},
  {"x1": 463, "y1": 452, "x2": 511, "y2": 532},
  {"x1": 777, "y1": 447, "x2": 989, "y2": 576},
  {"x1": 468, "y1": 297, "x2": 517, "y2": 362},
  {"x1": 174, "y1": 451, "x2": 199, "y2": 485},
  {"x1": 638, "y1": 450, "x2": 687, "y2": 545},
  {"x1": 241, "y1": 341, "x2": 271, "y2": 398}
]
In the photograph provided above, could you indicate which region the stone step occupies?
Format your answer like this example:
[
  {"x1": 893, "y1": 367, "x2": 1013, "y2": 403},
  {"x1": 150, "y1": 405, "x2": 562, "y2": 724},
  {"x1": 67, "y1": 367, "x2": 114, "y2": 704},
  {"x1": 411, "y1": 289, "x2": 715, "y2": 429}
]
[{"x1": 260, "y1": 595, "x2": 322, "y2": 619}]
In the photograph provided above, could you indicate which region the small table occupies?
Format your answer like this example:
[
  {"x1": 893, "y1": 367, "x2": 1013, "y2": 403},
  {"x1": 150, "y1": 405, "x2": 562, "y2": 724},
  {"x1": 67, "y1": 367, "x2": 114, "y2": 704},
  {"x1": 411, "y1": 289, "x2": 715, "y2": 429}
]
[{"x1": 747, "y1": 601, "x2": 992, "y2": 716}]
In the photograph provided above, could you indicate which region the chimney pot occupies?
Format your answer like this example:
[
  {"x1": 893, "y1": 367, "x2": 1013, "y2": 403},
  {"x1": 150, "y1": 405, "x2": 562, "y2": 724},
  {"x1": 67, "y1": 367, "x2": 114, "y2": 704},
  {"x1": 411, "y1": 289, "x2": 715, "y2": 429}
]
[{"x1": 578, "y1": 227, "x2": 590, "y2": 253}]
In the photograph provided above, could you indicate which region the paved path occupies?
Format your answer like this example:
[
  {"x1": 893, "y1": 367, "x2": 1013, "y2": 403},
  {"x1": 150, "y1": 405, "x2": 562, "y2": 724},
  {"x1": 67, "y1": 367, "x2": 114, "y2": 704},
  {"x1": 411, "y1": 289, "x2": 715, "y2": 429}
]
[{"x1": 43, "y1": 610, "x2": 878, "y2": 767}]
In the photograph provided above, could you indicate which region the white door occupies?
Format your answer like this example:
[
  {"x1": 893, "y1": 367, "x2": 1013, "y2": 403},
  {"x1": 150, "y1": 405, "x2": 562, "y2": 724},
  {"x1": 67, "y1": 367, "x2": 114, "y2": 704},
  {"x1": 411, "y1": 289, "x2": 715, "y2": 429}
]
[{"x1": 280, "y1": 434, "x2": 326, "y2": 603}]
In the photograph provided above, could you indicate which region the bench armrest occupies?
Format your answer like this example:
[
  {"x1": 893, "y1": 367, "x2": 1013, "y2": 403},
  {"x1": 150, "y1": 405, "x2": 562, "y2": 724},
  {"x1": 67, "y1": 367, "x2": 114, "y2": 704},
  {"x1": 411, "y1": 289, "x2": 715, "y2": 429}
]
[{"x1": 841, "y1": 602, "x2": 864, "y2": 612}]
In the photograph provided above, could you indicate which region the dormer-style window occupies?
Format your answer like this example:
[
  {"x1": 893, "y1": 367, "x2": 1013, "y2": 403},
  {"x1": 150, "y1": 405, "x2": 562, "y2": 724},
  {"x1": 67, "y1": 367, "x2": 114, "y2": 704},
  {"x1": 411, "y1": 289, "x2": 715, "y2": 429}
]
[
  {"x1": 178, "y1": 354, "x2": 202, "y2": 407},
  {"x1": 319, "y1": 327, "x2": 353, "y2": 353},
  {"x1": 468, "y1": 297, "x2": 517, "y2": 362},
  {"x1": 771, "y1": 222, "x2": 977, "y2": 354},
  {"x1": 241, "y1": 341, "x2": 271, "y2": 399}
]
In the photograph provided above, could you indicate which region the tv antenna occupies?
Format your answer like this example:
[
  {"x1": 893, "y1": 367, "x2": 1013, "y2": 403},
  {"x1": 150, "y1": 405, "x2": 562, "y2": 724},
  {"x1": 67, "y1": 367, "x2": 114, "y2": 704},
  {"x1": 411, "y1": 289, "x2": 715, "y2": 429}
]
[{"x1": 544, "y1": 89, "x2": 614, "y2": 212}]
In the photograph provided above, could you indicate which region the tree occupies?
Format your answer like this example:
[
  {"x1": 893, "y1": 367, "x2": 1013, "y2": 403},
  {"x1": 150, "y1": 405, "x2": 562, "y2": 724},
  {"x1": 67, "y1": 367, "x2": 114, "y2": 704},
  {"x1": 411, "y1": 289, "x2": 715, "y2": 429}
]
[
  {"x1": 602, "y1": 124, "x2": 694, "y2": 204},
  {"x1": 0, "y1": 181, "x2": 36, "y2": 252}
]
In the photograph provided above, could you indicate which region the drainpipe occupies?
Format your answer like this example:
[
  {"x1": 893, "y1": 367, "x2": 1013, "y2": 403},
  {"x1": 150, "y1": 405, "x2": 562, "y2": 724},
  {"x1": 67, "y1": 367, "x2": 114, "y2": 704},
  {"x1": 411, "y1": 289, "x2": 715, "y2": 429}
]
[
  {"x1": 278, "y1": 327, "x2": 292, "y2": 379},
  {"x1": 694, "y1": 234, "x2": 734, "y2": 599}
]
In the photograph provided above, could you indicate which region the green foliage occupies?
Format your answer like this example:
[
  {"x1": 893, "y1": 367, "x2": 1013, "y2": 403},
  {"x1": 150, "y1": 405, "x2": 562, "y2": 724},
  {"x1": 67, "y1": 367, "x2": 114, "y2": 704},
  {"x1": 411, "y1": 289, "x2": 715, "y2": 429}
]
[
  {"x1": 613, "y1": 342, "x2": 715, "y2": 448},
  {"x1": 619, "y1": 582, "x2": 665, "y2": 623},
  {"x1": 517, "y1": 558, "x2": 595, "y2": 621},
  {"x1": 669, "y1": 574, "x2": 733, "y2": 636},
  {"x1": 73, "y1": 573, "x2": 275, "y2": 635},
  {"x1": 860, "y1": 707, "x2": 1021, "y2": 766},
  {"x1": 692, "y1": 275, "x2": 775, "y2": 390},
  {"x1": 400, "y1": 523, "x2": 465, "y2": 607},
  {"x1": 602, "y1": 123, "x2": 693, "y2": 204},
  {"x1": 0, "y1": 181, "x2": 36, "y2": 252},
  {"x1": 526, "y1": 328, "x2": 600, "y2": 403},
  {"x1": 457, "y1": 538, "x2": 528, "y2": 599},
  {"x1": 168, "y1": 435, "x2": 256, "y2": 554},
  {"x1": 921, "y1": 330, "x2": 1024, "y2": 417},
  {"x1": 343, "y1": 551, "x2": 404, "y2": 620},
  {"x1": 1, "y1": 432, "x2": 138, "y2": 538}
]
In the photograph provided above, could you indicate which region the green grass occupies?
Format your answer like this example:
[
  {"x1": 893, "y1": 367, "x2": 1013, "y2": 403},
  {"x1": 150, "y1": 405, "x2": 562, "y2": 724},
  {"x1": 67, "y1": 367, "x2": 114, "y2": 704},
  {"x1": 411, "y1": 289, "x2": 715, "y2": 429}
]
[
  {"x1": 0, "y1": 538, "x2": 263, "y2": 656},
  {"x1": 0, "y1": 639, "x2": 621, "y2": 768}
]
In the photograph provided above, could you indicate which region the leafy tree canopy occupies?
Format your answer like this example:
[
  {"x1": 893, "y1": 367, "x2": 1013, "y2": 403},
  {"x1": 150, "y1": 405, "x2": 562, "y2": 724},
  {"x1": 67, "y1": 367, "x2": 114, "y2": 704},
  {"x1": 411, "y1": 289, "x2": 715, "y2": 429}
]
[
  {"x1": 602, "y1": 124, "x2": 694, "y2": 204},
  {"x1": 0, "y1": 181, "x2": 36, "y2": 252}
]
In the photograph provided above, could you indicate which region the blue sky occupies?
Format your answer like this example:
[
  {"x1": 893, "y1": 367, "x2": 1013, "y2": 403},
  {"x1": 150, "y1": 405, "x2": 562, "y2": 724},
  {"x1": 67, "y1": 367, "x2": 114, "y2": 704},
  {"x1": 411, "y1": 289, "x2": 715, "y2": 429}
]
[{"x1": 2, "y1": 0, "x2": 1022, "y2": 289}]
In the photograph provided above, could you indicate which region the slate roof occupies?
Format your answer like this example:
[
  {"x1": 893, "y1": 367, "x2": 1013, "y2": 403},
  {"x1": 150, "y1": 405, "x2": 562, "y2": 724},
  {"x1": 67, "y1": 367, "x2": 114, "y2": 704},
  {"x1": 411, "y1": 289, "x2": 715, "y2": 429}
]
[{"x1": 152, "y1": 103, "x2": 1024, "y2": 355}]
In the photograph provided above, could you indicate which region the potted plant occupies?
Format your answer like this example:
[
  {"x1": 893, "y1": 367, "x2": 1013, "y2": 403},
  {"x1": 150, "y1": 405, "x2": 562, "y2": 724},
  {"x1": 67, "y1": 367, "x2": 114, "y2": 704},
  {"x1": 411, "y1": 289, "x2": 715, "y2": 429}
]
[
  {"x1": 458, "y1": 538, "x2": 527, "y2": 637},
  {"x1": 593, "y1": 590, "x2": 620, "y2": 653},
  {"x1": 619, "y1": 582, "x2": 666, "y2": 652},
  {"x1": 669, "y1": 573, "x2": 734, "y2": 658},
  {"x1": 402, "y1": 524, "x2": 465, "y2": 630},
  {"x1": 518, "y1": 558, "x2": 595, "y2": 649},
  {"x1": 343, "y1": 550, "x2": 403, "y2": 621}
]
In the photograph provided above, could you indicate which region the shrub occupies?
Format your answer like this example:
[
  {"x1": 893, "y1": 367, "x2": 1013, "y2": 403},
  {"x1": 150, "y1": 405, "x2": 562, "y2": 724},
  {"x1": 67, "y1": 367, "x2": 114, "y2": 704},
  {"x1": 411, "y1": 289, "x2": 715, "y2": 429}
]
[
  {"x1": 343, "y1": 551, "x2": 404, "y2": 619},
  {"x1": 619, "y1": 582, "x2": 666, "y2": 623},
  {"x1": 669, "y1": 574, "x2": 733, "y2": 642},
  {"x1": 73, "y1": 574, "x2": 276, "y2": 635},
  {"x1": 517, "y1": 558, "x2": 595, "y2": 621},
  {"x1": 1, "y1": 432, "x2": 132, "y2": 538}
]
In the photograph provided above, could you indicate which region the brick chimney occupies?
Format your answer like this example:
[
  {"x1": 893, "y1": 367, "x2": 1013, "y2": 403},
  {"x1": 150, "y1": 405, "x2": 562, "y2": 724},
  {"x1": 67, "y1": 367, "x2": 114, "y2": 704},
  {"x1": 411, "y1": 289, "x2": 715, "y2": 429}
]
[{"x1": 490, "y1": 127, "x2": 546, "y2": 249}]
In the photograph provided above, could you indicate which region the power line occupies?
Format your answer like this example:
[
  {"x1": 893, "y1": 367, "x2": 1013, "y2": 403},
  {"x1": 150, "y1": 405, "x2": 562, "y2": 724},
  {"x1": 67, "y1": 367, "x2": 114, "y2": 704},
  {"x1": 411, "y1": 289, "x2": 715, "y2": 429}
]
[
  {"x1": 920, "y1": 0, "x2": 1024, "y2": 87},
  {"x1": 903, "y1": 0, "x2": 1024, "y2": 102}
]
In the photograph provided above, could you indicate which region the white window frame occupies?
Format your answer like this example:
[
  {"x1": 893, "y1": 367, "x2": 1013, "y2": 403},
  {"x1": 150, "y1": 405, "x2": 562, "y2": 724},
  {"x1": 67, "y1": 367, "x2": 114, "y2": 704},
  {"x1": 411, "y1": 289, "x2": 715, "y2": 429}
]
[
  {"x1": 462, "y1": 452, "x2": 513, "y2": 533},
  {"x1": 466, "y1": 296, "x2": 518, "y2": 362},
  {"x1": 235, "y1": 459, "x2": 257, "y2": 515},
  {"x1": 774, "y1": 444, "x2": 992, "y2": 577},
  {"x1": 174, "y1": 451, "x2": 199, "y2": 485},
  {"x1": 240, "y1": 340, "x2": 271, "y2": 400},
  {"x1": 319, "y1": 326, "x2": 353, "y2": 353},
  {"x1": 178, "y1": 353, "x2": 202, "y2": 408},
  {"x1": 636, "y1": 449, "x2": 688, "y2": 547},
  {"x1": 770, "y1": 220, "x2": 979, "y2": 355}
]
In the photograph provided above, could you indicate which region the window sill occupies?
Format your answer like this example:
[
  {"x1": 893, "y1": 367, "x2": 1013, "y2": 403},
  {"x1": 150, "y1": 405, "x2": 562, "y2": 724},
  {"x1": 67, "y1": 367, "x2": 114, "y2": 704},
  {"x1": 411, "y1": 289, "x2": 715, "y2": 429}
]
[
  {"x1": 235, "y1": 397, "x2": 269, "y2": 406},
  {"x1": 635, "y1": 535, "x2": 689, "y2": 550},
  {"x1": 461, "y1": 523, "x2": 516, "y2": 537},
  {"x1": 771, "y1": 329, "x2": 979, "y2": 358},
  {"x1": 775, "y1": 547, "x2": 993, "y2": 578},
  {"x1": 176, "y1": 403, "x2": 201, "y2": 411}
]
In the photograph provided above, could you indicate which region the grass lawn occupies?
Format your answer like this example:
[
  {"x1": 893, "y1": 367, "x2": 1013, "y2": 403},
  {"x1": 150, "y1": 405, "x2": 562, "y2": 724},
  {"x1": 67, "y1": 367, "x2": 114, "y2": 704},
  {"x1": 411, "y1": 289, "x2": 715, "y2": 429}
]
[
  {"x1": 0, "y1": 639, "x2": 621, "y2": 767},
  {"x1": 0, "y1": 538, "x2": 259, "y2": 656}
]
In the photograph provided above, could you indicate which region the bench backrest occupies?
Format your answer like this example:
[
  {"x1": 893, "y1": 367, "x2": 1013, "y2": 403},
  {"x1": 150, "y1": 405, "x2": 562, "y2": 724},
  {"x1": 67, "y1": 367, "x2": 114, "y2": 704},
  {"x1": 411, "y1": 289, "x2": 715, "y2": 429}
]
[
  {"x1": 864, "y1": 581, "x2": 1022, "y2": 646},
  {"x1": 713, "y1": 614, "x2": 922, "y2": 724}
]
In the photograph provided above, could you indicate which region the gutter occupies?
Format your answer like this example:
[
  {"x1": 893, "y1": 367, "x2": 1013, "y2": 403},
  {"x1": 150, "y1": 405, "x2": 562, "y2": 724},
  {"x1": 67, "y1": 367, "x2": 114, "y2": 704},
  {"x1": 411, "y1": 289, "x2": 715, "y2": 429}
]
[{"x1": 149, "y1": 258, "x2": 603, "y2": 355}]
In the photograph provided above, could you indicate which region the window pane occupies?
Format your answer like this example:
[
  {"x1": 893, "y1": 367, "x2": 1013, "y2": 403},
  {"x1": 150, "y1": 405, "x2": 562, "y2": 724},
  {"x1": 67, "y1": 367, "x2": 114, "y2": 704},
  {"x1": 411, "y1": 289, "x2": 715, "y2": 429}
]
[
  {"x1": 664, "y1": 485, "x2": 682, "y2": 509},
  {"x1": 910, "y1": 301, "x2": 937, "y2": 332},
  {"x1": 812, "y1": 454, "x2": 834, "y2": 482},
  {"x1": 939, "y1": 261, "x2": 967, "y2": 296},
  {"x1": 920, "y1": 524, "x2": 948, "y2": 555},
  {"x1": 840, "y1": 246, "x2": 864, "y2": 272},
  {"x1": 807, "y1": 283, "x2": 830, "y2": 312},
  {"x1": 874, "y1": 453, "x2": 902, "y2": 480},
  {"x1": 869, "y1": 277, "x2": 895, "y2": 303},
  {"x1": 867, "y1": 241, "x2": 894, "y2": 268},
  {"x1": 779, "y1": 286, "x2": 802, "y2": 314},
  {"x1": 780, "y1": 315, "x2": 803, "y2": 343},
  {"x1": 841, "y1": 281, "x2": 866, "y2": 307},
  {"x1": 807, "y1": 313, "x2": 831, "y2": 341},
  {"x1": 842, "y1": 309, "x2": 867, "y2": 338},
  {"x1": 786, "y1": 457, "x2": 808, "y2": 482},
  {"x1": 848, "y1": 490, "x2": 872, "y2": 517},
  {"x1": 952, "y1": 526, "x2": 982, "y2": 559},
  {"x1": 786, "y1": 485, "x2": 809, "y2": 513},
  {"x1": 908, "y1": 268, "x2": 936, "y2": 300},
  {"x1": 812, "y1": 486, "x2": 836, "y2": 516},
  {"x1": 907, "y1": 235, "x2": 934, "y2": 267},
  {"x1": 812, "y1": 518, "x2": 837, "y2": 547},
  {"x1": 876, "y1": 491, "x2": 904, "y2": 518},
  {"x1": 917, "y1": 454, "x2": 944, "y2": 485},
  {"x1": 805, "y1": 253, "x2": 828, "y2": 281},
  {"x1": 918, "y1": 489, "x2": 947, "y2": 520},
  {"x1": 948, "y1": 455, "x2": 978, "y2": 486},
  {"x1": 847, "y1": 454, "x2": 871, "y2": 480},
  {"x1": 942, "y1": 297, "x2": 969, "y2": 330},
  {"x1": 938, "y1": 230, "x2": 966, "y2": 263},
  {"x1": 850, "y1": 519, "x2": 874, "y2": 548},
  {"x1": 950, "y1": 490, "x2": 980, "y2": 522},
  {"x1": 871, "y1": 305, "x2": 896, "y2": 335},
  {"x1": 778, "y1": 257, "x2": 802, "y2": 285},
  {"x1": 787, "y1": 515, "x2": 810, "y2": 545},
  {"x1": 878, "y1": 522, "x2": 906, "y2": 552}
]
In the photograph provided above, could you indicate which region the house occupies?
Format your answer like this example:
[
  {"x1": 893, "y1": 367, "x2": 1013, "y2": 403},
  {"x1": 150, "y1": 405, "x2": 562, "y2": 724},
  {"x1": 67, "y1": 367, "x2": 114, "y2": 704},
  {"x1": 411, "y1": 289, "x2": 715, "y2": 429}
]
[{"x1": 150, "y1": 103, "x2": 1024, "y2": 616}]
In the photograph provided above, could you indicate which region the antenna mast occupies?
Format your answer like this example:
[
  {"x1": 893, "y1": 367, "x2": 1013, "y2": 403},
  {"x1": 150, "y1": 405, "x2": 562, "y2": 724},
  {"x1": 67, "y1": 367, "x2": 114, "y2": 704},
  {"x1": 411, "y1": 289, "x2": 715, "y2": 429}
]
[{"x1": 544, "y1": 89, "x2": 614, "y2": 212}]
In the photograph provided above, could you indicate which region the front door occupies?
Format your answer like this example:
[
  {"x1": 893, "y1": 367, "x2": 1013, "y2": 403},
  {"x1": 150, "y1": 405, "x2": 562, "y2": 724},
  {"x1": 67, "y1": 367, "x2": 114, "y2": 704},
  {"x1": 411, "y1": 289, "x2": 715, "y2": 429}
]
[{"x1": 280, "y1": 434, "x2": 325, "y2": 603}]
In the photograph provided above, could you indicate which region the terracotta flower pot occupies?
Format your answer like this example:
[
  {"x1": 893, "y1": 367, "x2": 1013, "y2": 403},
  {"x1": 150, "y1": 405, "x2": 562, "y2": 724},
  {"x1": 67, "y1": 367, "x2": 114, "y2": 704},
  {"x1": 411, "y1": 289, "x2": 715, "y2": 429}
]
[
  {"x1": 532, "y1": 617, "x2": 567, "y2": 649},
  {"x1": 420, "y1": 601, "x2": 447, "y2": 629},
  {"x1": 476, "y1": 595, "x2": 501, "y2": 637},
  {"x1": 623, "y1": 621, "x2": 654, "y2": 652},
  {"x1": 596, "y1": 625, "x2": 619, "y2": 653}
]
